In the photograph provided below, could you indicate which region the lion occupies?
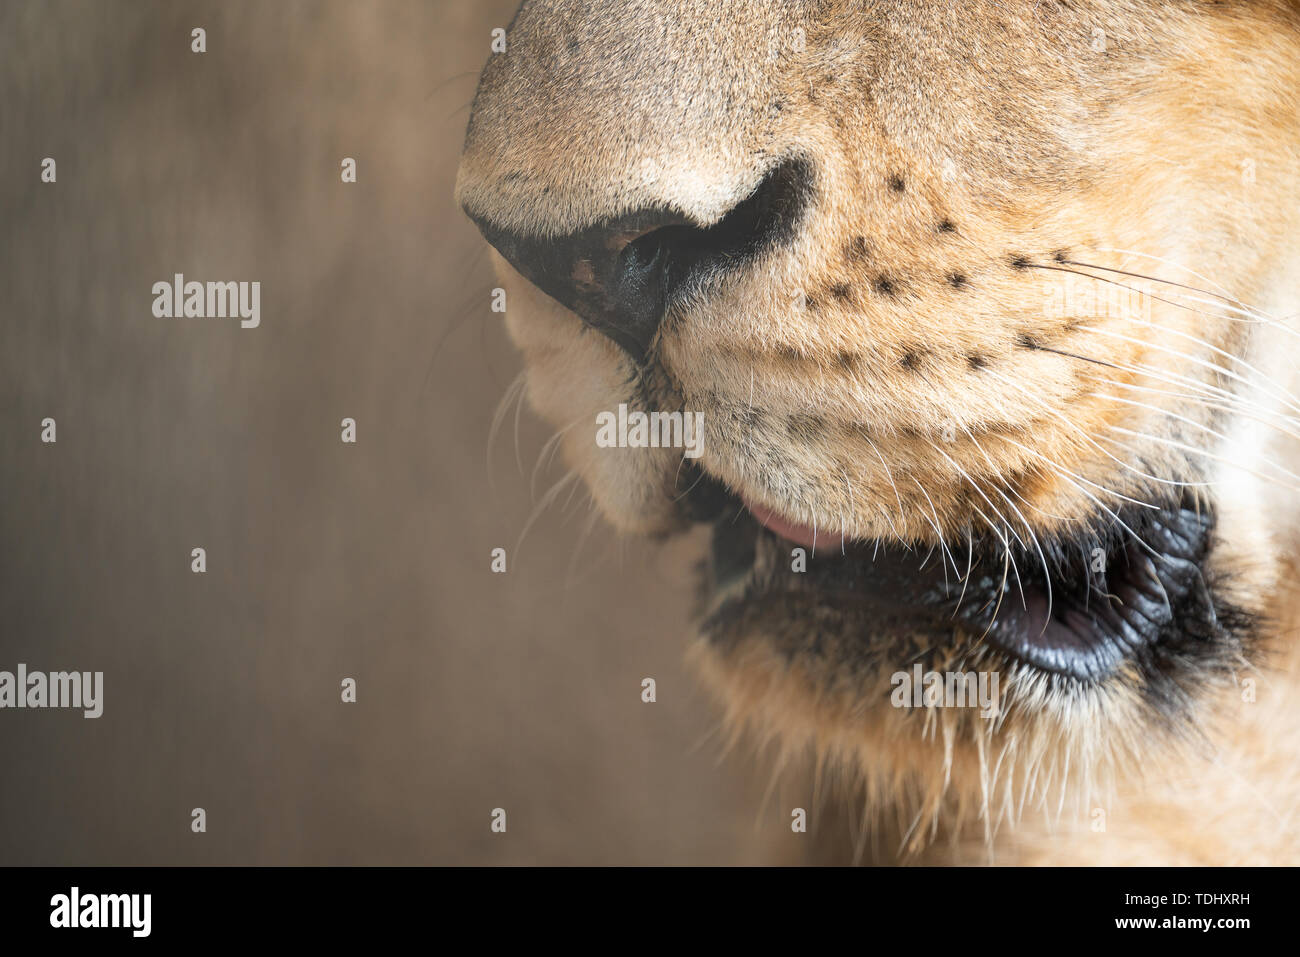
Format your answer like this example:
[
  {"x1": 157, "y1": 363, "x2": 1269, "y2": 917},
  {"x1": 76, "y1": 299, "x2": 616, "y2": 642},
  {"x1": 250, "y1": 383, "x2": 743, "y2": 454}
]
[{"x1": 456, "y1": 0, "x2": 1300, "y2": 864}]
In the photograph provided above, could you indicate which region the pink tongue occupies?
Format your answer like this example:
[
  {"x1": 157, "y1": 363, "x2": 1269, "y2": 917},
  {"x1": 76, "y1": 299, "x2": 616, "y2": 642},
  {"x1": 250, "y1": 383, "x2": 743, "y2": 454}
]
[{"x1": 742, "y1": 495, "x2": 828, "y2": 549}]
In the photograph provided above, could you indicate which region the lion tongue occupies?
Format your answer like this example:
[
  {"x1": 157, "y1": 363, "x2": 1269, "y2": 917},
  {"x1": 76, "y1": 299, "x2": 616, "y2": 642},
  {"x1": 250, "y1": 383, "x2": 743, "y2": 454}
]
[{"x1": 741, "y1": 495, "x2": 832, "y2": 550}]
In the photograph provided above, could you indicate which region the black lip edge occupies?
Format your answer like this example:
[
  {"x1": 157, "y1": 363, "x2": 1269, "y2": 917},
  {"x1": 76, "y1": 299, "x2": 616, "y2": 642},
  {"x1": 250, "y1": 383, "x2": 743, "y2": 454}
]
[{"x1": 693, "y1": 482, "x2": 1247, "y2": 685}]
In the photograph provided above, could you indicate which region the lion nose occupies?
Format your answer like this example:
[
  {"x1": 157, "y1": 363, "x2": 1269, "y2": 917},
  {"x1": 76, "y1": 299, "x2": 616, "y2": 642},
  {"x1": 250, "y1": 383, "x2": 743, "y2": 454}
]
[
  {"x1": 467, "y1": 159, "x2": 811, "y2": 361},
  {"x1": 471, "y1": 209, "x2": 690, "y2": 359}
]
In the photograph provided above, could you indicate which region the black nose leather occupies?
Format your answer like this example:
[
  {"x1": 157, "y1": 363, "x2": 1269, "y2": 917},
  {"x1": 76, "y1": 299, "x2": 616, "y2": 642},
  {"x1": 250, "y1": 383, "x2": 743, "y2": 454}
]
[
  {"x1": 469, "y1": 159, "x2": 811, "y2": 360},
  {"x1": 474, "y1": 209, "x2": 688, "y2": 359}
]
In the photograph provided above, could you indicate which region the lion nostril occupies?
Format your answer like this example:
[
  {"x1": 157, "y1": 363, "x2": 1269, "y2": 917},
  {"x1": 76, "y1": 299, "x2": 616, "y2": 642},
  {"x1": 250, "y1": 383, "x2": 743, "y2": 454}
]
[
  {"x1": 467, "y1": 157, "x2": 812, "y2": 360},
  {"x1": 470, "y1": 211, "x2": 681, "y2": 358}
]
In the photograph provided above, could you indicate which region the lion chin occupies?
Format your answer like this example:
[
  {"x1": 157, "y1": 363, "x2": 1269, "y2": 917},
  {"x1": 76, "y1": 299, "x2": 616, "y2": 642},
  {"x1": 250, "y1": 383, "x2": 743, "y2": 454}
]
[{"x1": 457, "y1": 0, "x2": 1300, "y2": 864}]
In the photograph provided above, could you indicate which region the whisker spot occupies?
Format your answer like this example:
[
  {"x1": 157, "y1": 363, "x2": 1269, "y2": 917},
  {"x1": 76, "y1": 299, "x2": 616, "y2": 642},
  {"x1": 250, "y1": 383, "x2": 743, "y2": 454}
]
[
  {"x1": 845, "y1": 236, "x2": 871, "y2": 262},
  {"x1": 900, "y1": 348, "x2": 927, "y2": 371}
]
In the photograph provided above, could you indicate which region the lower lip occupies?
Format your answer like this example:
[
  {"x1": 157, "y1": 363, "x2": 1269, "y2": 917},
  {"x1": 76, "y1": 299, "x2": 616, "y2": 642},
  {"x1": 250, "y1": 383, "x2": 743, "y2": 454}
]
[{"x1": 740, "y1": 494, "x2": 838, "y2": 549}]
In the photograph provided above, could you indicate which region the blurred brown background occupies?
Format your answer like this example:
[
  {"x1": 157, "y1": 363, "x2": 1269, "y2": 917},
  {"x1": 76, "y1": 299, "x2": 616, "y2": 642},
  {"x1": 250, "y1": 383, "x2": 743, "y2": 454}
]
[{"x1": 0, "y1": 0, "x2": 811, "y2": 864}]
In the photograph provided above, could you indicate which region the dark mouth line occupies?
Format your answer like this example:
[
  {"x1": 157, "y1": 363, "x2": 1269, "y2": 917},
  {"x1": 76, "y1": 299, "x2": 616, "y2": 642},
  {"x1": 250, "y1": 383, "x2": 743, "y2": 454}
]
[{"x1": 686, "y1": 467, "x2": 1237, "y2": 683}]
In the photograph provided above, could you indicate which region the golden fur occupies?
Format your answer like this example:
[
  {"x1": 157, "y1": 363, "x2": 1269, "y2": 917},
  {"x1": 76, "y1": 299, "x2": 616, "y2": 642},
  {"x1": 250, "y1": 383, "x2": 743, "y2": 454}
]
[{"x1": 458, "y1": 0, "x2": 1300, "y2": 863}]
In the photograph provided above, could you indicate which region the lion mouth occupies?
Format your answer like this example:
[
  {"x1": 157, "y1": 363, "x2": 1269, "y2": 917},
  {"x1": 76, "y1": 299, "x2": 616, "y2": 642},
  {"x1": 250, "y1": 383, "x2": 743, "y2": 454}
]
[
  {"x1": 738, "y1": 492, "x2": 826, "y2": 549},
  {"x1": 683, "y1": 467, "x2": 1239, "y2": 684}
]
